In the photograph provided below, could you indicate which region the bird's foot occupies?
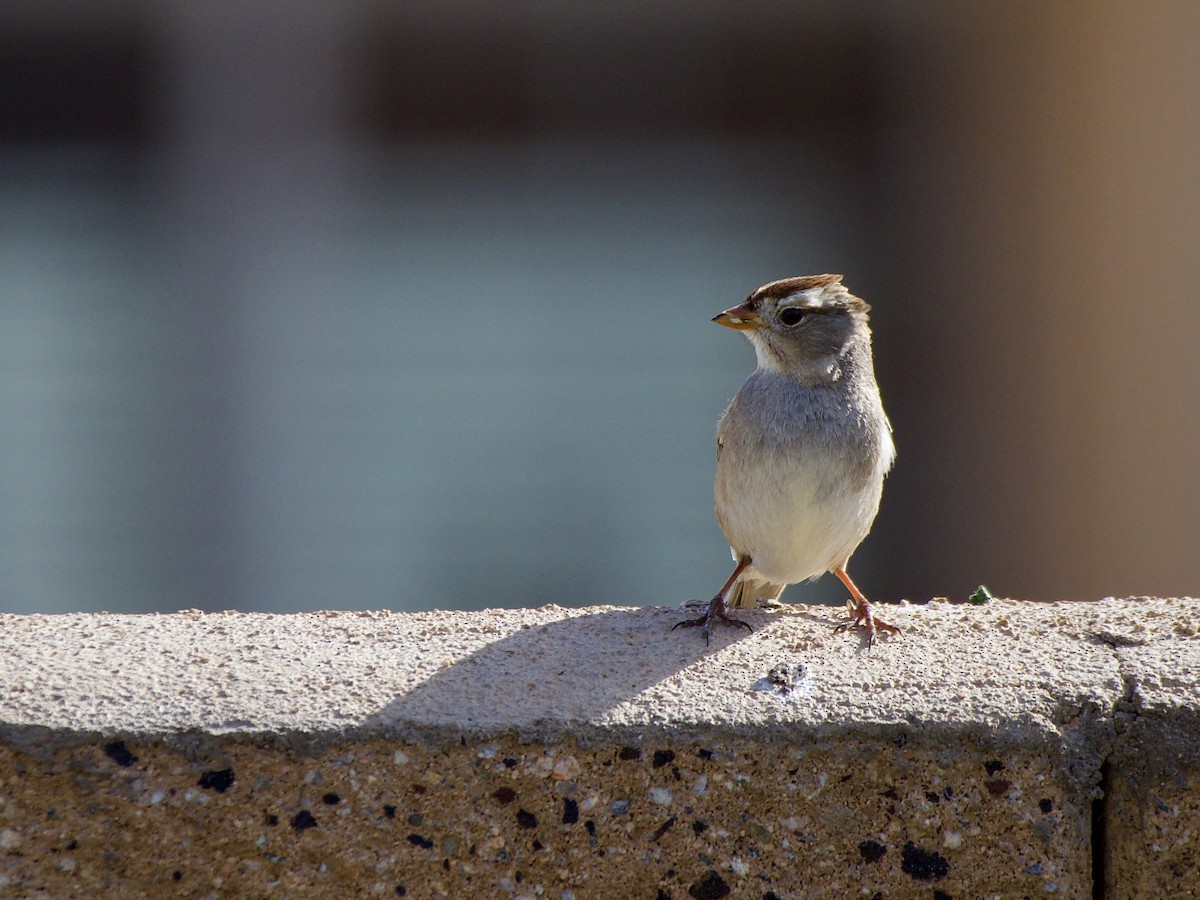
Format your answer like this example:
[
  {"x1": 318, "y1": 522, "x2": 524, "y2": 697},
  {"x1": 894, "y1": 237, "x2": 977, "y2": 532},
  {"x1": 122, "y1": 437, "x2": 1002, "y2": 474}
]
[
  {"x1": 672, "y1": 594, "x2": 752, "y2": 645},
  {"x1": 835, "y1": 598, "x2": 900, "y2": 648}
]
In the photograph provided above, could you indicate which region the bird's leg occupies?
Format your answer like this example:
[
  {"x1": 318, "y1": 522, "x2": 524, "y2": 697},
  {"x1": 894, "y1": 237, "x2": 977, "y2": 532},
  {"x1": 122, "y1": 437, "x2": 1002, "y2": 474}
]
[
  {"x1": 833, "y1": 566, "x2": 900, "y2": 648},
  {"x1": 672, "y1": 556, "x2": 754, "y2": 645}
]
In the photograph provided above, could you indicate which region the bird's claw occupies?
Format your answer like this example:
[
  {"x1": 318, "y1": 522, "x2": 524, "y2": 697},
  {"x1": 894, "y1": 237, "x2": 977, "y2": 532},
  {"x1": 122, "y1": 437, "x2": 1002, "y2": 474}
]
[
  {"x1": 834, "y1": 598, "x2": 900, "y2": 648},
  {"x1": 673, "y1": 597, "x2": 752, "y2": 645}
]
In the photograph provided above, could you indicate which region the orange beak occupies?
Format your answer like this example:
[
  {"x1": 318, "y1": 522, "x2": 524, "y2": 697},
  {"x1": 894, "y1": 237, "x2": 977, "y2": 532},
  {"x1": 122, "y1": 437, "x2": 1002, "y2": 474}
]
[{"x1": 712, "y1": 301, "x2": 765, "y2": 331}]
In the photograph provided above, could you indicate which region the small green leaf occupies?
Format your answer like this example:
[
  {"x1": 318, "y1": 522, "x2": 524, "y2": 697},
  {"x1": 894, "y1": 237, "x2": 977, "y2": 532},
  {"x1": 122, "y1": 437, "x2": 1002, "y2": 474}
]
[{"x1": 968, "y1": 585, "x2": 994, "y2": 605}]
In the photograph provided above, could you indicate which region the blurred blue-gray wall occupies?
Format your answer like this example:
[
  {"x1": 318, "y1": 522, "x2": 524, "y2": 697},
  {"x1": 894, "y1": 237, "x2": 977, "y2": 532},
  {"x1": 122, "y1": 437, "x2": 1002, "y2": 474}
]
[{"x1": 3, "y1": 2, "x2": 1199, "y2": 614}]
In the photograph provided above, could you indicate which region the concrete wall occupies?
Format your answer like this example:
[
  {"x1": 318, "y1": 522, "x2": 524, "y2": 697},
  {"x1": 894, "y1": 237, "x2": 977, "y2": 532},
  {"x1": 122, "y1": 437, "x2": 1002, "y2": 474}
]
[{"x1": 0, "y1": 597, "x2": 1196, "y2": 897}]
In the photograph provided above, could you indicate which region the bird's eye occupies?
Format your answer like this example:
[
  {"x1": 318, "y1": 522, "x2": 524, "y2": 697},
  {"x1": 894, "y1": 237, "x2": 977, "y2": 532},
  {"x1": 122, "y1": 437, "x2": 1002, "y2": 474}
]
[{"x1": 778, "y1": 307, "x2": 806, "y2": 327}]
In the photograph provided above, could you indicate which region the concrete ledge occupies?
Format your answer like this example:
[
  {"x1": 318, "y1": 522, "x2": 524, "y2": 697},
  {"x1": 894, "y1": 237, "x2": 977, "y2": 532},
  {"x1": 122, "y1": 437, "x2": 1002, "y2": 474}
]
[{"x1": 0, "y1": 598, "x2": 1196, "y2": 897}]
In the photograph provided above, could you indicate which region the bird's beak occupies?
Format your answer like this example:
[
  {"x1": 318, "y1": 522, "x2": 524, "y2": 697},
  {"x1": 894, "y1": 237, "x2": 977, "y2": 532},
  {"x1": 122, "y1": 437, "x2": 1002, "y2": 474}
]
[{"x1": 712, "y1": 302, "x2": 765, "y2": 331}]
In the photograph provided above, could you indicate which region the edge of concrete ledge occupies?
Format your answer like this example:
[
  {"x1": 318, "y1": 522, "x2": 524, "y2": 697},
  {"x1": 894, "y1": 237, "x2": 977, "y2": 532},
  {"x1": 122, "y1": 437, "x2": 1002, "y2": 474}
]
[
  {"x1": 0, "y1": 597, "x2": 1194, "y2": 753},
  {"x1": 0, "y1": 600, "x2": 1166, "y2": 739}
]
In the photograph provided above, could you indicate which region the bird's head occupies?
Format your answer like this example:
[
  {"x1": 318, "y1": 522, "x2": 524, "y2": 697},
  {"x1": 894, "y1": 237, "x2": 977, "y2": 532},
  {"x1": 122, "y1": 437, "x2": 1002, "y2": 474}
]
[{"x1": 713, "y1": 274, "x2": 871, "y2": 378}]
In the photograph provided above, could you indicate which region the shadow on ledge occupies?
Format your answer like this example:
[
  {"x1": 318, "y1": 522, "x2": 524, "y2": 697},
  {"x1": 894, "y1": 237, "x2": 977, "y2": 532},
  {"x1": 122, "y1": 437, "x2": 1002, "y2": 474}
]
[{"x1": 361, "y1": 604, "x2": 788, "y2": 740}]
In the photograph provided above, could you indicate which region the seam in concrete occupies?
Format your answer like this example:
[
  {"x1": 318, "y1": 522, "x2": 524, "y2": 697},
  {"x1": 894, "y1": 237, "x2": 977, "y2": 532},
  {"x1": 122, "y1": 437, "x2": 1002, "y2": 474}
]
[
  {"x1": 1090, "y1": 634, "x2": 1145, "y2": 900},
  {"x1": 1093, "y1": 609, "x2": 1200, "y2": 899},
  {"x1": 1091, "y1": 756, "x2": 1111, "y2": 900},
  {"x1": 1093, "y1": 639, "x2": 1126, "y2": 900}
]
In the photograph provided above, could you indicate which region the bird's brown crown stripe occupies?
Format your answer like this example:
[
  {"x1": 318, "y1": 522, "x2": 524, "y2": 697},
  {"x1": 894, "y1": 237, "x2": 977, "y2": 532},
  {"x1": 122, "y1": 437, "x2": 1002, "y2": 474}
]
[{"x1": 750, "y1": 274, "x2": 844, "y2": 302}]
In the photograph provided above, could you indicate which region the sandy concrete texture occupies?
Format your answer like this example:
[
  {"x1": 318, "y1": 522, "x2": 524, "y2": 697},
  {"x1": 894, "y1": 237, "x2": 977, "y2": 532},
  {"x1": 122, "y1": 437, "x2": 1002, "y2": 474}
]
[
  {"x1": 0, "y1": 596, "x2": 1195, "y2": 898},
  {"x1": 1098, "y1": 606, "x2": 1200, "y2": 895}
]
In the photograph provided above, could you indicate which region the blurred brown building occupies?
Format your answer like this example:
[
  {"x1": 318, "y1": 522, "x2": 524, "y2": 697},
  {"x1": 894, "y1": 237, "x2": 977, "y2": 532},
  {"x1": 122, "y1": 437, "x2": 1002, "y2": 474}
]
[{"x1": 1, "y1": 2, "x2": 1197, "y2": 613}]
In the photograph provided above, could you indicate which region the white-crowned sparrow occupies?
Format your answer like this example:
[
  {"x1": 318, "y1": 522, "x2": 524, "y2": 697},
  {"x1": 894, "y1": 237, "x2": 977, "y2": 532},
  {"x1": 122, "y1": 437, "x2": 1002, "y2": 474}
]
[{"x1": 674, "y1": 274, "x2": 899, "y2": 645}]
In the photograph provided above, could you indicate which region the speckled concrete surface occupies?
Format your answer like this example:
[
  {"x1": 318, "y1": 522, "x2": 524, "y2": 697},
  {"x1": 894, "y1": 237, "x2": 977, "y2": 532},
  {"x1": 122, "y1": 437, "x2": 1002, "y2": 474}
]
[
  {"x1": 0, "y1": 597, "x2": 1196, "y2": 897},
  {"x1": 1098, "y1": 605, "x2": 1200, "y2": 896}
]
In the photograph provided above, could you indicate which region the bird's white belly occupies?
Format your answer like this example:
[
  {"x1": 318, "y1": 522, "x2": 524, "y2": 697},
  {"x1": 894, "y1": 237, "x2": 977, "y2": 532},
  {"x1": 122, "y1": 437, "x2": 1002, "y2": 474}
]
[{"x1": 716, "y1": 450, "x2": 882, "y2": 586}]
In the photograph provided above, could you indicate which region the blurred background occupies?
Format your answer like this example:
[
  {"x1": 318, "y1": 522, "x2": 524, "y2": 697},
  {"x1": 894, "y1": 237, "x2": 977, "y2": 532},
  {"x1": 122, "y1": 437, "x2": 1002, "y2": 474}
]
[{"x1": 2, "y1": 2, "x2": 1198, "y2": 615}]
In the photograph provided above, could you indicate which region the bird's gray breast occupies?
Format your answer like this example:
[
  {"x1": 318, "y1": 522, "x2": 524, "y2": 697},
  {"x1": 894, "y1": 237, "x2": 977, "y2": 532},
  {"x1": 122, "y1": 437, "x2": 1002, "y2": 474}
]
[{"x1": 718, "y1": 370, "x2": 886, "y2": 498}]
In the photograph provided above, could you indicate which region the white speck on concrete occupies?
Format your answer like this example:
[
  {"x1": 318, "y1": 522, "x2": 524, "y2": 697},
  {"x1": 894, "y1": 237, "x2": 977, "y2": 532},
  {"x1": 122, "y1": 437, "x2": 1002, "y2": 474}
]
[
  {"x1": 805, "y1": 773, "x2": 827, "y2": 800},
  {"x1": 552, "y1": 756, "x2": 580, "y2": 781}
]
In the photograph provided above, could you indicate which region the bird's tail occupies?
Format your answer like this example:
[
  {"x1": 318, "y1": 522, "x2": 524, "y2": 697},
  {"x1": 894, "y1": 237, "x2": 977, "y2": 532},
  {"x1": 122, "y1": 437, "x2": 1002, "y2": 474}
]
[{"x1": 728, "y1": 577, "x2": 786, "y2": 609}]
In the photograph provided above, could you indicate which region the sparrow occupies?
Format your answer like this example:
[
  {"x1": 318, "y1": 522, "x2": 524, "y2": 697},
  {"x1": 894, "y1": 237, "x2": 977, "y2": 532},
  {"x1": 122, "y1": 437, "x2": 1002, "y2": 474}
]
[{"x1": 674, "y1": 274, "x2": 899, "y2": 646}]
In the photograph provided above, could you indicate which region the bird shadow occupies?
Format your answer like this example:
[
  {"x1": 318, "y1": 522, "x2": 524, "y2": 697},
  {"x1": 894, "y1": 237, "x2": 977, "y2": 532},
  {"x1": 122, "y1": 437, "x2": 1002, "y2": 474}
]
[
  {"x1": 361, "y1": 601, "x2": 873, "y2": 738},
  {"x1": 363, "y1": 605, "x2": 770, "y2": 736}
]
